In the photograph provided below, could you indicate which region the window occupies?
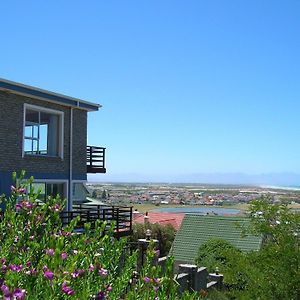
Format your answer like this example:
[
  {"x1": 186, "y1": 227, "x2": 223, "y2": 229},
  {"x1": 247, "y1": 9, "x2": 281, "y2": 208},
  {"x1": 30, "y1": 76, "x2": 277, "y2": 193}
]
[
  {"x1": 31, "y1": 182, "x2": 66, "y2": 203},
  {"x1": 24, "y1": 105, "x2": 63, "y2": 157}
]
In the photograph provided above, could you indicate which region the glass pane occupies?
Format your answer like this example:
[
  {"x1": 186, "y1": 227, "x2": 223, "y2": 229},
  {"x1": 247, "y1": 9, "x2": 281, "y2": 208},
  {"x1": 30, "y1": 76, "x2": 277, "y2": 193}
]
[
  {"x1": 32, "y1": 140, "x2": 38, "y2": 154},
  {"x1": 25, "y1": 125, "x2": 33, "y2": 138},
  {"x1": 46, "y1": 183, "x2": 64, "y2": 200},
  {"x1": 41, "y1": 112, "x2": 59, "y2": 156},
  {"x1": 24, "y1": 139, "x2": 33, "y2": 154},
  {"x1": 32, "y1": 125, "x2": 39, "y2": 139},
  {"x1": 39, "y1": 124, "x2": 48, "y2": 154}
]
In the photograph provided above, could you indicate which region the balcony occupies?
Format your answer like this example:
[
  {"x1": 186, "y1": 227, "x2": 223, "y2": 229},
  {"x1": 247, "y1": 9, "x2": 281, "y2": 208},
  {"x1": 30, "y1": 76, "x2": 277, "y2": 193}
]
[
  {"x1": 60, "y1": 205, "x2": 133, "y2": 238},
  {"x1": 87, "y1": 146, "x2": 106, "y2": 173}
]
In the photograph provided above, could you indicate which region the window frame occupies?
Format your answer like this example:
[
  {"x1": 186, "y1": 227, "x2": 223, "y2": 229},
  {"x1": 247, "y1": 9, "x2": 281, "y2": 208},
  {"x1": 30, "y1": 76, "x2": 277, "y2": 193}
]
[{"x1": 23, "y1": 104, "x2": 64, "y2": 159}]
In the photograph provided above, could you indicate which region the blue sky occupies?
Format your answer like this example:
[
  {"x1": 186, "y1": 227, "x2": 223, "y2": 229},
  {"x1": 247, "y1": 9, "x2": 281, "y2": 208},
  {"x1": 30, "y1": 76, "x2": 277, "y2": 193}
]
[{"x1": 1, "y1": 1, "x2": 300, "y2": 184}]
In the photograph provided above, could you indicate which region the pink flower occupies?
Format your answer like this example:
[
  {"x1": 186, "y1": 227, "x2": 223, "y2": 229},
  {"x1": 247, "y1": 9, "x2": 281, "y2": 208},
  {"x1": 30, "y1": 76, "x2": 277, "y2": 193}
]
[
  {"x1": 61, "y1": 252, "x2": 68, "y2": 260},
  {"x1": 45, "y1": 249, "x2": 55, "y2": 256},
  {"x1": 10, "y1": 264, "x2": 22, "y2": 272},
  {"x1": 18, "y1": 187, "x2": 26, "y2": 194},
  {"x1": 44, "y1": 271, "x2": 54, "y2": 280},
  {"x1": 98, "y1": 268, "x2": 108, "y2": 278},
  {"x1": 95, "y1": 291, "x2": 105, "y2": 299},
  {"x1": 107, "y1": 286, "x2": 112, "y2": 292},
  {"x1": 62, "y1": 282, "x2": 75, "y2": 295},
  {"x1": 25, "y1": 200, "x2": 32, "y2": 209},
  {"x1": 144, "y1": 276, "x2": 151, "y2": 283},
  {"x1": 88, "y1": 265, "x2": 95, "y2": 272},
  {"x1": 13, "y1": 288, "x2": 26, "y2": 300}
]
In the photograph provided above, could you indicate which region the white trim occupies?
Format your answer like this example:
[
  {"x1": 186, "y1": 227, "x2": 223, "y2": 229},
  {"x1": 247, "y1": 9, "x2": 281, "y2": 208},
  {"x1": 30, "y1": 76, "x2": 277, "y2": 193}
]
[
  {"x1": 69, "y1": 108, "x2": 73, "y2": 211},
  {"x1": 23, "y1": 103, "x2": 64, "y2": 159}
]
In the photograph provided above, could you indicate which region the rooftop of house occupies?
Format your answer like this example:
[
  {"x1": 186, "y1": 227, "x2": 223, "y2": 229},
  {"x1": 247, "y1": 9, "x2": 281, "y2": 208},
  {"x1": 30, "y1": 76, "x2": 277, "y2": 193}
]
[
  {"x1": 170, "y1": 214, "x2": 262, "y2": 264},
  {"x1": 133, "y1": 212, "x2": 185, "y2": 230},
  {"x1": 0, "y1": 78, "x2": 100, "y2": 112}
]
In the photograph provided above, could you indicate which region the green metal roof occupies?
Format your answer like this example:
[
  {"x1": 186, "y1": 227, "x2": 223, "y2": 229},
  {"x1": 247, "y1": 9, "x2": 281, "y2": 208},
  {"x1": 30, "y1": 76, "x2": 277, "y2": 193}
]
[{"x1": 170, "y1": 214, "x2": 262, "y2": 264}]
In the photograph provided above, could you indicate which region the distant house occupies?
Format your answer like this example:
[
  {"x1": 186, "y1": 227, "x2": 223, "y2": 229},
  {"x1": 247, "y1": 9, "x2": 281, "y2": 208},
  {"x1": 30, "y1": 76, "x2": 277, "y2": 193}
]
[
  {"x1": 0, "y1": 78, "x2": 106, "y2": 210},
  {"x1": 133, "y1": 212, "x2": 185, "y2": 230},
  {"x1": 169, "y1": 214, "x2": 262, "y2": 269}
]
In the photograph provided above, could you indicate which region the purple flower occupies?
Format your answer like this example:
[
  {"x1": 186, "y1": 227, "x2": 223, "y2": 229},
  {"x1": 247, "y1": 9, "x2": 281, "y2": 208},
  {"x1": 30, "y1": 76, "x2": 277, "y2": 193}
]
[
  {"x1": 98, "y1": 268, "x2": 108, "y2": 278},
  {"x1": 13, "y1": 288, "x2": 26, "y2": 300},
  {"x1": 144, "y1": 276, "x2": 151, "y2": 283},
  {"x1": 61, "y1": 252, "x2": 68, "y2": 260},
  {"x1": 45, "y1": 249, "x2": 55, "y2": 256},
  {"x1": 62, "y1": 282, "x2": 75, "y2": 295},
  {"x1": 18, "y1": 187, "x2": 26, "y2": 194},
  {"x1": 0, "y1": 258, "x2": 6, "y2": 264},
  {"x1": 107, "y1": 286, "x2": 112, "y2": 292},
  {"x1": 44, "y1": 271, "x2": 54, "y2": 280},
  {"x1": 155, "y1": 249, "x2": 160, "y2": 257},
  {"x1": 10, "y1": 264, "x2": 22, "y2": 273},
  {"x1": 71, "y1": 271, "x2": 79, "y2": 278},
  {"x1": 25, "y1": 201, "x2": 32, "y2": 209},
  {"x1": 26, "y1": 261, "x2": 31, "y2": 268},
  {"x1": 16, "y1": 202, "x2": 23, "y2": 211},
  {"x1": 95, "y1": 291, "x2": 105, "y2": 299},
  {"x1": 88, "y1": 265, "x2": 95, "y2": 272},
  {"x1": 1, "y1": 284, "x2": 10, "y2": 297}
]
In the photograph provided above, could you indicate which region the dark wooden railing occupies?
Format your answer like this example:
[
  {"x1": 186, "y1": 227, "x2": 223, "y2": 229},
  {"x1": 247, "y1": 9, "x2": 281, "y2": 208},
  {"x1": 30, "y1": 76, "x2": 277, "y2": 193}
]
[
  {"x1": 87, "y1": 146, "x2": 106, "y2": 173},
  {"x1": 60, "y1": 204, "x2": 133, "y2": 237}
]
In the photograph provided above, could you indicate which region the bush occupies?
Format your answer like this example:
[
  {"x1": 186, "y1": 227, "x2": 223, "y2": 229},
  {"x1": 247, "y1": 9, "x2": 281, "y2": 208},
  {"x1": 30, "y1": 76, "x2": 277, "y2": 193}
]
[{"x1": 0, "y1": 172, "x2": 205, "y2": 299}]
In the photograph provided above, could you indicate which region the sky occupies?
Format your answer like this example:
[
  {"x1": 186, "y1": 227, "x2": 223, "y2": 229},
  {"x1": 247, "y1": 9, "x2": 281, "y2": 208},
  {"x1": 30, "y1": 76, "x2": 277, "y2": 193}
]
[{"x1": 1, "y1": 1, "x2": 300, "y2": 184}]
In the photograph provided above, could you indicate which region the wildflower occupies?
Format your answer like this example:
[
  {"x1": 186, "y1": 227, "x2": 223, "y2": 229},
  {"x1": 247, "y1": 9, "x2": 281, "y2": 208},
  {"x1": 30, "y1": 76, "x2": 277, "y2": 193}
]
[
  {"x1": 44, "y1": 271, "x2": 54, "y2": 280},
  {"x1": 61, "y1": 252, "x2": 68, "y2": 260},
  {"x1": 107, "y1": 286, "x2": 112, "y2": 292},
  {"x1": 13, "y1": 288, "x2": 26, "y2": 300},
  {"x1": 154, "y1": 278, "x2": 161, "y2": 284},
  {"x1": 71, "y1": 271, "x2": 79, "y2": 278},
  {"x1": 16, "y1": 202, "x2": 23, "y2": 211},
  {"x1": 18, "y1": 187, "x2": 26, "y2": 194},
  {"x1": 98, "y1": 268, "x2": 108, "y2": 278},
  {"x1": 143, "y1": 276, "x2": 151, "y2": 283},
  {"x1": 62, "y1": 282, "x2": 75, "y2": 295},
  {"x1": 26, "y1": 261, "x2": 31, "y2": 268},
  {"x1": 155, "y1": 249, "x2": 160, "y2": 257},
  {"x1": 10, "y1": 264, "x2": 22, "y2": 273},
  {"x1": 95, "y1": 291, "x2": 105, "y2": 299},
  {"x1": 45, "y1": 249, "x2": 55, "y2": 256},
  {"x1": 88, "y1": 265, "x2": 95, "y2": 272},
  {"x1": 25, "y1": 200, "x2": 32, "y2": 209},
  {"x1": 1, "y1": 284, "x2": 10, "y2": 298}
]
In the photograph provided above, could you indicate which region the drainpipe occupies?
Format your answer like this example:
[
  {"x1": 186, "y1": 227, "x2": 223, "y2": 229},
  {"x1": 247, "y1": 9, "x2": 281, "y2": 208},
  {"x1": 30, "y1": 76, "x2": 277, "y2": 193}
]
[{"x1": 69, "y1": 107, "x2": 73, "y2": 211}]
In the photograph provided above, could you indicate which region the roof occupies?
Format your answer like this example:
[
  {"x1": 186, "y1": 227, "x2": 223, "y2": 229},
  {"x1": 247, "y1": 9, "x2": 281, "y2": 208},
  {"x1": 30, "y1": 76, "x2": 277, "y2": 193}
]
[
  {"x1": 0, "y1": 78, "x2": 100, "y2": 112},
  {"x1": 133, "y1": 212, "x2": 185, "y2": 230},
  {"x1": 170, "y1": 214, "x2": 262, "y2": 264}
]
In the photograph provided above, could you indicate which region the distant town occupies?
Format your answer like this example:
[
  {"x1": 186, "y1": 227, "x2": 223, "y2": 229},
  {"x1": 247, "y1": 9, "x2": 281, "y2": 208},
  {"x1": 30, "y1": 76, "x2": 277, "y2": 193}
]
[{"x1": 86, "y1": 183, "x2": 300, "y2": 212}]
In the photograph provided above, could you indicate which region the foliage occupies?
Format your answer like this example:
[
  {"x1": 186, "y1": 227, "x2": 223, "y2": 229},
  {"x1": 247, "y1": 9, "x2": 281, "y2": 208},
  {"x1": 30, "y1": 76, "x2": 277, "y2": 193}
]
[
  {"x1": 128, "y1": 223, "x2": 176, "y2": 256},
  {"x1": 0, "y1": 171, "x2": 208, "y2": 299},
  {"x1": 195, "y1": 238, "x2": 241, "y2": 273}
]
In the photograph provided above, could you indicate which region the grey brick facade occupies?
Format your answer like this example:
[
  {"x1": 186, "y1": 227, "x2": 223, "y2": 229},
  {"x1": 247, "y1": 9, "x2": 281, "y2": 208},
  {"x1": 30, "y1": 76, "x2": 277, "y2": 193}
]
[{"x1": 0, "y1": 90, "x2": 87, "y2": 177}]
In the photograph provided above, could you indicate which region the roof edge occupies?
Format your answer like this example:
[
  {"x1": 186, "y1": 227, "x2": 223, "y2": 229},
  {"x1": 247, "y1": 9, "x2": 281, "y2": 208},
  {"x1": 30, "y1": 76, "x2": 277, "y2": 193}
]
[{"x1": 0, "y1": 78, "x2": 101, "y2": 112}]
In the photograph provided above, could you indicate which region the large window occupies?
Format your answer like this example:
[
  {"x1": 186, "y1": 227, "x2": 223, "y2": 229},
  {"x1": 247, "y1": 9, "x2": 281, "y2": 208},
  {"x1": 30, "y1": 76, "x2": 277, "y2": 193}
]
[
  {"x1": 31, "y1": 182, "x2": 66, "y2": 203},
  {"x1": 24, "y1": 105, "x2": 63, "y2": 157}
]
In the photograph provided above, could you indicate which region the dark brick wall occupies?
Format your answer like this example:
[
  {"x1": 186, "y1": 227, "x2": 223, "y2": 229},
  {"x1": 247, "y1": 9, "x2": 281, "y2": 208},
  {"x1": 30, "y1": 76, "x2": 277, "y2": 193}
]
[{"x1": 0, "y1": 91, "x2": 87, "y2": 177}]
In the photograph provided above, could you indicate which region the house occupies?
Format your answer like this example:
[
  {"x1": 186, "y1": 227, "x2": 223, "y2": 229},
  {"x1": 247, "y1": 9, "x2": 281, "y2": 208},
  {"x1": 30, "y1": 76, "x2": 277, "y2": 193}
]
[
  {"x1": 133, "y1": 212, "x2": 185, "y2": 230},
  {"x1": 0, "y1": 78, "x2": 106, "y2": 210},
  {"x1": 169, "y1": 214, "x2": 262, "y2": 270}
]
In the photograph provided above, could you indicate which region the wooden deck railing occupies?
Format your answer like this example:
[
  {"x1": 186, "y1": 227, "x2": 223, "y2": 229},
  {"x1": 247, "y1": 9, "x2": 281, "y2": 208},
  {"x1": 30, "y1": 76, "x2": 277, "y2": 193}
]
[
  {"x1": 87, "y1": 146, "x2": 106, "y2": 173},
  {"x1": 60, "y1": 204, "x2": 133, "y2": 237}
]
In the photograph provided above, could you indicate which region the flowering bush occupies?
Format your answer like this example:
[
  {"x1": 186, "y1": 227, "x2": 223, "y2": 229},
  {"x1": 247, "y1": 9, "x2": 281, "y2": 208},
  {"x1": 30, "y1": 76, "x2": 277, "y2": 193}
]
[{"x1": 0, "y1": 171, "x2": 208, "y2": 299}]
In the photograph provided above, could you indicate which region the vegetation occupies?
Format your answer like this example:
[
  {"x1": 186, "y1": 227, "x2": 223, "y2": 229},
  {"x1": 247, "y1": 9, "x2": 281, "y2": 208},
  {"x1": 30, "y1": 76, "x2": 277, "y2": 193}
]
[
  {"x1": 195, "y1": 197, "x2": 300, "y2": 299},
  {"x1": 128, "y1": 223, "x2": 176, "y2": 256},
  {"x1": 0, "y1": 172, "x2": 199, "y2": 299}
]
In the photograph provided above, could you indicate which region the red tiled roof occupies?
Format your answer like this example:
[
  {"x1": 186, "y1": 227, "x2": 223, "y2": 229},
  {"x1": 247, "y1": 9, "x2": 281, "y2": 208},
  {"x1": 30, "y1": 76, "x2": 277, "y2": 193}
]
[{"x1": 133, "y1": 212, "x2": 185, "y2": 230}]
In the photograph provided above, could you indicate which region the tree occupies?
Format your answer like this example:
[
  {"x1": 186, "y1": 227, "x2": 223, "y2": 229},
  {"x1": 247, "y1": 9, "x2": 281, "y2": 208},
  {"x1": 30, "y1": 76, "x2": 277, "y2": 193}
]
[{"x1": 128, "y1": 223, "x2": 176, "y2": 256}]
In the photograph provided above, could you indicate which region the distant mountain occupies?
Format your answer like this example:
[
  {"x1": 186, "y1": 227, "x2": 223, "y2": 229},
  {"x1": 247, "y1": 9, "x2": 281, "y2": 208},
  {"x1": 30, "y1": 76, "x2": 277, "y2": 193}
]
[{"x1": 88, "y1": 172, "x2": 300, "y2": 187}]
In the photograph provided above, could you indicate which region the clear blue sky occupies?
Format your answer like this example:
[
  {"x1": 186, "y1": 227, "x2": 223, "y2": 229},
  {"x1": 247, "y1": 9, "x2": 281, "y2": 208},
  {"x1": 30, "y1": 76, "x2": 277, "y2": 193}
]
[{"x1": 1, "y1": 1, "x2": 300, "y2": 183}]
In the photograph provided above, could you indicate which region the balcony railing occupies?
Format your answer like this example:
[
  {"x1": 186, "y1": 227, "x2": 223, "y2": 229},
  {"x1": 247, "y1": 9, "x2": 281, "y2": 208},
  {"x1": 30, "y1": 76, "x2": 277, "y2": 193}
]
[
  {"x1": 87, "y1": 146, "x2": 106, "y2": 173},
  {"x1": 60, "y1": 205, "x2": 133, "y2": 238}
]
